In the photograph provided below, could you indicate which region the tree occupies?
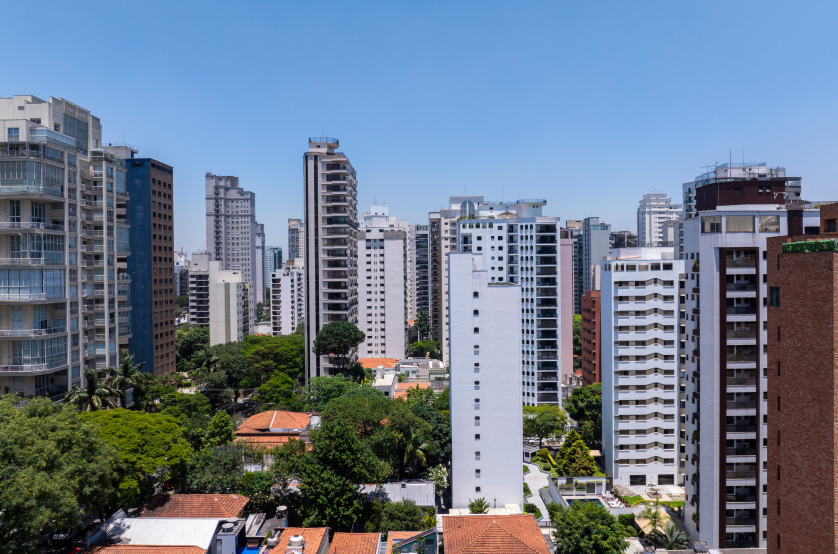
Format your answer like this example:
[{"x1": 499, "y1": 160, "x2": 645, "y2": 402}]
[
  {"x1": 244, "y1": 335, "x2": 305, "y2": 384},
  {"x1": 64, "y1": 367, "x2": 120, "y2": 411},
  {"x1": 186, "y1": 446, "x2": 246, "y2": 494},
  {"x1": 297, "y1": 458, "x2": 364, "y2": 531},
  {"x1": 176, "y1": 324, "x2": 210, "y2": 360},
  {"x1": 426, "y1": 465, "x2": 448, "y2": 496},
  {"x1": 380, "y1": 499, "x2": 424, "y2": 533},
  {"x1": 237, "y1": 471, "x2": 277, "y2": 514},
  {"x1": 254, "y1": 372, "x2": 302, "y2": 410},
  {"x1": 414, "y1": 310, "x2": 432, "y2": 341},
  {"x1": 638, "y1": 499, "x2": 666, "y2": 536},
  {"x1": 523, "y1": 405, "x2": 568, "y2": 447},
  {"x1": 408, "y1": 340, "x2": 441, "y2": 360},
  {"x1": 468, "y1": 497, "x2": 490, "y2": 514},
  {"x1": 301, "y1": 374, "x2": 360, "y2": 411},
  {"x1": 548, "y1": 500, "x2": 628, "y2": 554},
  {"x1": 557, "y1": 429, "x2": 583, "y2": 468},
  {"x1": 563, "y1": 383, "x2": 602, "y2": 449},
  {"x1": 402, "y1": 423, "x2": 439, "y2": 476},
  {"x1": 572, "y1": 314, "x2": 581, "y2": 357},
  {"x1": 648, "y1": 524, "x2": 691, "y2": 549},
  {"x1": 175, "y1": 295, "x2": 189, "y2": 308},
  {"x1": 312, "y1": 321, "x2": 366, "y2": 372},
  {"x1": 563, "y1": 440, "x2": 598, "y2": 477},
  {"x1": 110, "y1": 354, "x2": 153, "y2": 409},
  {"x1": 311, "y1": 419, "x2": 391, "y2": 484},
  {"x1": 81, "y1": 409, "x2": 193, "y2": 508},
  {"x1": 204, "y1": 411, "x2": 235, "y2": 447},
  {"x1": 293, "y1": 317, "x2": 305, "y2": 336},
  {"x1": 0, "y1": 397, "x2": 120, "y2": 549},
  {"x1": 158, "y1": 391, "x2": 212, "y2": 423}
]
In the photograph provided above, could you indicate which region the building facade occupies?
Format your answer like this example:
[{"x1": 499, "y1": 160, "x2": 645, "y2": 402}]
[
  {"x1": 188, "y1": 251, "x2": 211, "y2": 327},
  {"x1": 358, "y1": 206, "x2": 408, "y2": 359},
  {"x1": 270, "y1": 264, "x2": 303, "y2": 336},
  {"x1": 414, "y1": 224, "x2": 429, "y2": 320},
  {"x1": 303, "y1": 138, "x2": 359, "y2": 380},
  {"x1": 682, "y1": 173, "x2": 818, "y2": 549},
  {"x1": 562, "y1": 221, "x2": 583, "y2": 314},
  {"x1": 204, "y1": 173, "x2": 260, "y2": 309},
  {"x1": 766, "y1": 204, "x2": 838, "y2": 554},
  {"x1": 449, "y1": 252, "x2": 522, "y2": 510},
  {"x1": 579, "y1": 290, "x2": 601, "y2": 386},
  {"x1": 288, "y1": 218, "x2": 304, "y2": 262},
  {"x1": 601, "y1": 248, "x2": 684, "y2": 487},
  {"x1": 576, "y1": 217, "x2": 611, "y2": 314},
  {"x1": 0, "y1": 95, "x2": 133, "y2": 399},
  {"x1": 611, "y1": 231, "x2": 638, "y2": 249},
  {"x1": 125, "y1": 155, "x2": 175, "y2": 375},
  {"x1": 255, "y1": 222, "x2": 265, "y2": 303},
  {"x1": 208, "y1": 261, "x2": 251, "y2": 345},
  {"x1": 264, "y1": 246, "x2": 283, "y2": 294},
  {"x1": 637, "y1": 193, "x2": 682, "y2": 246},
  {"x1": 174, "y1": 249, "x2": 190, "y2": 297}
]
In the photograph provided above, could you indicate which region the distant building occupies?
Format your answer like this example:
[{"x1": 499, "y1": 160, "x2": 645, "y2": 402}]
[
  {"x1": 264, "y1": 246, "x2": 283, "y2": 294},
  {"x1": 188, "y1": 251, "x2": 211, "y2": 327},
  {"x1": 270, "y1": 265, "x2": 303, "y2": 336},
  {"x1": 442, "y1": 515, "x2": 550, "y2": 554},
  {"x1": 611, "y1": 230, "x2": 638, "y2": 249},
  {"x1": 576, "y1": 217, "x2": 611, "y2": 312},
  {"x1": 208, "y1": 261, "x2": 252, "y2": 345},
  {"x1": 579, "y1": 290, "x2": 601, "y2": 386},
  {"x1": 414, "y1": 224, "x2": 430, "y2": 319},
  {"x1": 288, "y1": 218, "x2": 304, "y2": 262},
  {"x1": 637, "y1": 193, "x2": 681, "y2": 246}
]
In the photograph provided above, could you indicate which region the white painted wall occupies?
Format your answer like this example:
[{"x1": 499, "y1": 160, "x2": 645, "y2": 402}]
[
  {"x1": 271, "y1": 267, "x2": 303, "y2": 335},
  {"x1": 449, "y1": 253, "x2": 522, "y2": 510}
]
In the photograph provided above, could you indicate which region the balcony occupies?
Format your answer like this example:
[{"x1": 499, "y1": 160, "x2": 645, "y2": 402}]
[
  {"x1": 0, "y1": 327, "x2": 67, "y2": 338},
  {"x1": 0, "y1": 184, "x2": 63, "y2": 198},
  {"x1": 725, "y1": 517, "x2": 756, "y2": 526},
  {"x1": 726, "y1": 306, "x2": 756, "y2": 315},
  {"x1": 0, "y1": 257, "x2": 64, "y2": 266},
  {"x1": 726, "y1": 424, "x2": 757, "y2": 433},
  {"x1": 0, "y1": 360, "x2": 68, "y2": 374},
  {"x1": 0, "y1": 222, "x2": 64, "y2": 232},
  {"x1": 726, "y1": 471, "x2": 757, "y2": 479},
  {"x1": 726, "y1": 401, "x2": 756, "y2": 410},
  {"x1": 726, "y1": 447, "x2": 757, "y2": 456},
  {"x1": 728, "y1": 329, "x2": 757, "y2": 339},
  {"x1": 726, "y1": 283, "x2": 756, "y2": 292},
  {"x1": 725, "y1": 494, "x2": 757, "y2": 503},
  {"x1": 726, "y1": 258, "x2": 757, "y2": 269}
]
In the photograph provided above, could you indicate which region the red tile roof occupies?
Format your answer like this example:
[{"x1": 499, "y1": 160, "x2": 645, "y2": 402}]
[
  {"x1": 271, "y1": 527, "x2": 329, "y2": 554},
  {"x1": 394, "y1": 382, "x2": 431, "y2": 399},
  {"x1": 442, "y1": 515, "x2": 549, "y2": 554},
  {"x1": 138, "y1": 494, "x2": 249, "y2": 519},
  {"x1": 358, "y1": 358, "x2": 400, "y2": 369},
  {"x1": 328, "y1": 532, "x2": 381, "y2": 554},
  {"x1": 386, "y1": 531, "x2": 422, "y2": 554},
  {"x1": 86, "y1": 548, "x2": 206, "y2": 554},
  {"x1": 236, "y1": 411, "x2": 312, "y2": 434}
]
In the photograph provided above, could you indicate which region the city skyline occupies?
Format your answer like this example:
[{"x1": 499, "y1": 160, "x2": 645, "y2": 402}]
[{"x1": 3, "y1": 1, "x2": 837, "y2": 255}]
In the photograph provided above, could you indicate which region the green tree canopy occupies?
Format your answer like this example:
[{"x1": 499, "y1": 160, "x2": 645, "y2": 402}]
[
  {"x1": 186, "y1": 445, "x2": 246, "y2": 494},
  {"x1": 157, "y1": 391, "x2": 212, "y2": 424},
  {"x1": 380, "y1": 499, "x2": 424, "y2": 534},
  {"x1": 81, "y1": 409, "x2": 193, "y2": 507},
  {"x1": 547, "y1": 501, "x2": 628, "y2": 554},
  {"x1": 563, "y1": 383, "x2": 602, "y2": 449},
  {"x1": 563, "y1": 440, "x2": 598, "y2": 477},
  {"x1": 468, "y1": 497, "x2": 490, "y2": 514},
  {"x1": 203, "y1": 411, "x2": 235, "y2": 448},
  {"x1": 312, "y1": 321, "x2": 366, "y2": 372},
  {"x1": 254, "y1": 372, "x2": 302, "y2": 411},
  {"x1": 110, "y1": 354, "x2": 152, "y2": 409},
  {"x1": 0, "y1": 397, "x2": 120, "y2": 550},
  {"x1": 237, "y1": 471, "x2": 277, "y2": 514},
  {"x1": 243, "y1": 334, "x2": 305, "y2": 384},
  {"x1": 176, "y1": 324, "x2": 210, "y2": 360},
  {"x1": 301, "y1": 374, "x2": 360, "y2": 411},
  {"x1": 414, "y1": 310, "x2": 432, "y2": 342},
  {"x1": 64, "y1": 368, "x2": 120, "y2": 411},
  {"x1": 297, "y1": 458, "x2": 364, "y2": 531},
  {"x1": 523, "y1": 405, "x2": 568, "y2": 447},
  {"x1": 408, "y1": 340, "x2": 441, "y2": 360}
]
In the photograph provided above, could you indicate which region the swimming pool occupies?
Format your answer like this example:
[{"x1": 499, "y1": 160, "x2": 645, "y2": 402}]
[
  {"x1": 565, "y1": 498, "x2": 606, "y2": 508},
  {"x1": 237, "y1": 547, "x2": 262, "y2": 554}
]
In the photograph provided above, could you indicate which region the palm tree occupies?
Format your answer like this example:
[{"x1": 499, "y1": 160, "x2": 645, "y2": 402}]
[
  {"x1": 192, "y1": 347, "x2": 218, "y2": 375},
  {"x1": 402, "y1": 425, "x2": 439, "y2": 475},
  {"x1": 649, "y1": 524, "x2": 691, "y2": 549},
  {"x1": 638, "y1": 499, "x2": 665, "y2": 535},
  {"x1": 64, "y1": 367, "x2": 120, "y2": 411},
  {"x1": 111, "y1": 354, "x2": 153, "y2": 408}
]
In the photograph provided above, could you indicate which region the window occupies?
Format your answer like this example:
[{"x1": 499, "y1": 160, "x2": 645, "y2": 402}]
[
  {"x1": 474, "y1": 380, "x2": 480, "y2": 388},
  {"x1": 7, "y1": 128, "x2": 19, "y2": 142},
  {"x1": 726, "y1": 215, "x2": 755, "y2": 233},
  {"x1": 475, "y1": 487, "x2": 481, "y2": 492},
  {"x1": 473, "y1": 309, "x2": 479, "y2": 315},
  {"x1": 827, "y1": 219, "x2": 837, "y2": 233},
  {"x1": 759, "y1": 215, "x2": 780, "y2": 233},
  {"x1": 769, "y1": 287, "x2": 780, "y2": 307},
  {"x1": 473, "y1": 292, "x2": 479, "y2": 298},
  {"x1": 474, "y1": 416, "x2": 480, "y2": 423},
  {"x1": 701, "y1": 215, "x2": 721, "y2": 233},
  {"x1": 474, "y1": 327, "x2": 479, "y2": 334},
  {"x1": 733, "y1": 188, "x2": 742, "y2": 196},
  {"x1": 475, "y1": 434, "x2": 481, "y2": 440}
]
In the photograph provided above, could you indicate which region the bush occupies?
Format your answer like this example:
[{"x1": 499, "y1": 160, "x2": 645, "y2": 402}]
[
  {"x1": 524, "y1": 503, "x2": 542, "y2": 519},
  {"x1": 618, "y1": 513, "x2": 638, "y2": 537},
  {"x1": 524, "y1": 482, "x2": 532, "y2": 496},
  {"x1": 782, "y1": 239, "x2": 836, "y2": 253}
]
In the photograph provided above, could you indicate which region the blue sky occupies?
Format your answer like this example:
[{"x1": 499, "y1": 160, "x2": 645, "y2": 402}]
[{"x1": 3, "y1": 0, "x2": 837, "y2": 254}]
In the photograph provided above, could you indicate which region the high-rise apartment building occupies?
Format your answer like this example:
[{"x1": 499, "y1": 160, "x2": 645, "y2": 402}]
[
  {"x1": 611, "y1": 230, "x2": 638, "y2": 249},
  {"x1": 449, "y1": 252, "x2": 522, "y2": 510},
  {"x1": 454, "y1": 198, "x2": 565, "y2": 406},
  {"x1": 766, "y1": 204, "x2": 838, "y2": 554},
  {"x1": 0, "y1": 95, "x2": 133, "y2": 400},
  {"x1": 208, "y1": 261, "x2": 251, "y2": 345},
  {"x1": 204, "y1": 173, "x2": 260, "y2": 314},
  {"x1": 576, "y1": 217, "x2": 612, "y2": 312},
  {"x1": 563, "y1": 220, "x2": 583, "y2": 314},
  {"x1": 637, "y1": 193, "x2": 682, "y2": 246},
  {"x1": 407, "y1": 225, "x2": 417, "y2": 320},
  {"x1": 414, "y1": 224, "x2": 430, "y2": 320},
  {"x1": 601, "y1": 248, "x2": 685, "y2": 487},
  {"x1": 682, "y1": 170, "x2": 816, "y2": 549},
  {"x1": 303, "y1": 138, "x2": 359, "y2": 380},
  {"x1": 188, "y1": 251, "x2": 211, "y2": 327},
  {"x1": 255, "y1": 222, "x2": 265, "y2": 303},
  {"x1": 358, "y1": 206, "x2": 408, "y2": 359},
  {"x1": 579, "y1": 290, "x2": 601, "y2": 386},
  {"x1": 264, "y1": 246, "x2": 283, "y2": 294},
  {"x1": 270, "y1": 263, "x2": 304, "y2": 336},
  {"x1": 288, "y1": 218, "x2": 304, "y2": 262},
  {"x1": 174, "y1": 249, "x2": 190, "y2": 297},
  {"x1": 125, "y1": 154, "x2": 176, "y2": 375}
]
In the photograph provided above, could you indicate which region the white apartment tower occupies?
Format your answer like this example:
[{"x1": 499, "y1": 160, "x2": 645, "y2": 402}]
[
  {"x1": 208, "y1": 261, "x2": 251, "y2": 345},
  {"x1": 205, "y1": 173, "x2": 261, "y2": 308},
  {"x1": 0, "y1": 95, "x2": 133, "y2": 400},
  {"x1": 254, "y1": 222, "x2": 265, "y2": 303},
  {"x1": 264, "y1": 246, "x2": 283, "y2": 294},
  {"x1": 407, "y1": 225, "x2": 418, "y2": 320},
  {"x1": 680, "y1": 167, "x2": 812, "y2": 549},
  {"x1": 454, "y1": 198, "x2": 565, "y2": 406},
  {"x1": 270, "y1": 264, "x2": 303, "y2": 336},
  {"x1": 358, "y1": 206, "x2": 408, "y2": 359},
  {"x1": 188, "y1": 250, "x2": 211, "y2": 327},
  {"x1": 600, "y1": 248, "x2": 685, "y2": 488},
  {"x1": 449, "y1": 252, "x2": 522, "y2": 510},
  {"x1": 303, "y1": 138, "x2": 358, "y2": 380},
  {"x1": 637, "y1": 193, "x2": 682, "y2": 246},
  {"x1": 288, "y1": 218, "x2": 304, "y2": 262}
]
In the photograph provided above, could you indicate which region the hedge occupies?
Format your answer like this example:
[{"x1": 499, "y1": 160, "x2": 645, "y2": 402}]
[
  {"x1": 524, "y1": 482, "x2": 532, "y2": 496},
  {"x1": 782, "y1": 239, "x2": 837, "y2": 254}
]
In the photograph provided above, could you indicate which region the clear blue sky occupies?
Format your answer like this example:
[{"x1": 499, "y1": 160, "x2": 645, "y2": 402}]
[{"x1": 4, "y1": 1, "x2": 837, "y2": 254}]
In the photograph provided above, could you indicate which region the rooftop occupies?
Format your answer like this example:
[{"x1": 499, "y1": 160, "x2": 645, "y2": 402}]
[
  {"x1": 328, "y1": 532, "x2": 381, "y2": 554},
  {"x1": 271, "y1": 527, "x2": 329, "y2": 554},
  {"x1": 105, "y1": 518, "x2": 222, "y2": 548},
  {"x1": 236, "y1": 411, "x2": 313, "y2": 434},
  {"x1": 360, "y1": 480, "x2": 436, "y2": 506},
  {"x1": 394, "y1": 382, "x2": 431, "y2": 400},
  {"x1": 359, "y1": 357, "x2": 400, "y2": 369},
  {"x1": 86, "y1": 548, "x2": 207, "y2": 554},
  {"x1": 139, "y1": 494, "x2": 249, "y2": 519},
  {"x1": 442, "y1": 514, "x2": 549, "y2": 554}
]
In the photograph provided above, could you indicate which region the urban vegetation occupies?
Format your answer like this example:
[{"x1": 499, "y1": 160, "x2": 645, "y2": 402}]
[
  {"x1": 563, "y1": 383, "x2": 602, "y2": 450},
  {"x1": 547, "y1": 500, "x2": 629, "y2": 554}
]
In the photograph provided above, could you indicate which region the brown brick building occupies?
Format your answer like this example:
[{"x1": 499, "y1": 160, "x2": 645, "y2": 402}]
[
  {"x1": 580, "y1": 289, "x2": 601, "y2": 385},
  {"x1": 766, "y1": 204, "x2": 838, "y2": 554}
]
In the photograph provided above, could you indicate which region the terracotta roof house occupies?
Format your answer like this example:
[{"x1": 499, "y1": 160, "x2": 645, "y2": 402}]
[
  {"x1": 358, "y1": 358, "x2": 400, "y2": 369},
  {"x1": 234, "y1": 410, "x2": 319, "y2": 448},
  {"x1": 327, "y1": 532, "x2": 381, "y2": 554},
  {"x1": 138, "y1": 494, "x2": 249, "y2": 519},
  {"x1": 386, "y1": 529, "x2": 438, "y2": 554},
  {"x1": 270, "y1": 527, "x2": 330, "y2": 554},
  {"x1": 442, "y1": 515, "x2": 550, "y2": 554},
  {"x1": 86, "y1": 548, "x2": 207, "y2": 554},
  {"x1": 394, "y1": 381, "x2": 431, "y2": 400}
]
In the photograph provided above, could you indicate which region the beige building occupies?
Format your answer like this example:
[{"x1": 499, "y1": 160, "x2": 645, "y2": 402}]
[
  {"x1": 208, "y1": 261, "x2": 251, "y2": 345},
  {"x1": 0, "y1": 95, "x2": 133, "y2": 400}
]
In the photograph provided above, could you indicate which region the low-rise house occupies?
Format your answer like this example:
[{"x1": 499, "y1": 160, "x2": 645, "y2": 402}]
[
  {"x1": 138, "y1": 494, "x2": 249, "y2": 519},
  {"x1": 270, "y1": 527, "x2": 330, "y2": 554},
  {"x1": 97, "y1": 517, "x2": 231, "y2": 554},
  {"x1": 327, "y1": 532, "x2": 381, "y2": 554},
  {"x1": 360, "y1": 480, "x2": 436, "y2": 508},
  {"x1": 386, "y1": 529, "x2": 438, "y2": 554},
  {"x1": 372, "y1": 372, "x2": 397, "y2": 398},
  {"x1": 394, "y1": 382, "x2": 431, "y2": 400},
  {"x1": 234, "y1": 410, "x2": 319, "y2": 448},
  {"x1": 442, "y1": 514, "x2": 550, "y2": 554}
]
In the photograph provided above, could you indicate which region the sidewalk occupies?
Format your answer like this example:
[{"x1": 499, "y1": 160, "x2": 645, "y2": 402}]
[{"x1": 524, "y1": 462, "x2": 551, "y2": 521}]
